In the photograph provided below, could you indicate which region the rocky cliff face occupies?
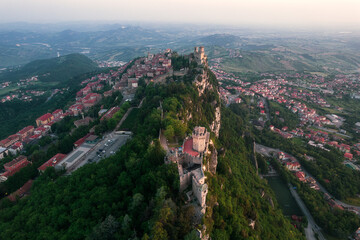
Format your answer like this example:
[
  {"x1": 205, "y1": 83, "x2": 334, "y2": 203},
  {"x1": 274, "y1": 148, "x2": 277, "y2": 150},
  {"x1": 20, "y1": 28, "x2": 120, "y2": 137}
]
[
  {"x1": 195, "y1": 69, "x2": 221, "y2": 138},
  {"x1": 210, "y1": 106, "x2": 221, "y2": 138},
  {"x1": 209, "y1": 146, "x2": 218, "y2": 174},
  {"x1": 195, "y1": 69, "x2": 212, "y2": 96}
]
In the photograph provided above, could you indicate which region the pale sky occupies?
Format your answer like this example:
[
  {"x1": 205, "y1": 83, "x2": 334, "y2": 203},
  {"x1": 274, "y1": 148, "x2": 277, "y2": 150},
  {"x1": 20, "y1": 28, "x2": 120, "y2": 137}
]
[{"x1": 1, "y1": 0, "x2": 360, "y2": 28}]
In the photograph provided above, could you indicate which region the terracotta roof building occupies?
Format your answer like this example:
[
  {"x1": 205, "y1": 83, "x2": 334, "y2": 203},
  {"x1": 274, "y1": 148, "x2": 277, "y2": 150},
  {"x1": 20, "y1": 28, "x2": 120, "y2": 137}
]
[
  {"x1": 16, "y1": 126, "x2": 35, "y2": 141},
  {"x1": 2, "y1": 155, "x2": 30, "y2": 177},
  {"x1": 36, "y1": 113, "x2": 54, "y2": 127},
  {"x1": 38, "y1": 153, "x2": 67, "y2": 172}
]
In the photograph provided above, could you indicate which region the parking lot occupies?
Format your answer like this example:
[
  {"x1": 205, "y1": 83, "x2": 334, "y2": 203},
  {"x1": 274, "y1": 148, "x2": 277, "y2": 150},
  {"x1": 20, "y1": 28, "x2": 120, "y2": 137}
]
[{"x1": 68, "y1": 132, "x2": 131, "y2": 172}]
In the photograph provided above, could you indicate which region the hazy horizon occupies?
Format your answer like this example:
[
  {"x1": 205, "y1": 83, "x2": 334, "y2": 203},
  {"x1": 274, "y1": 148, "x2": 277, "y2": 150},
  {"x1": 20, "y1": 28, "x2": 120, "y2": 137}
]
[{"x1": 1, "y1": 0, "x2": 360, "y2": 30}]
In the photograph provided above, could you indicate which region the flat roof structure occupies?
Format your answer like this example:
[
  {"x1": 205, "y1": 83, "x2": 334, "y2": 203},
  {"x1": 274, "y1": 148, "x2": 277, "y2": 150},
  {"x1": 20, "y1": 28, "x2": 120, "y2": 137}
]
[{"x1": 56, "y1": 144, "x2": 92, "y2": 170}]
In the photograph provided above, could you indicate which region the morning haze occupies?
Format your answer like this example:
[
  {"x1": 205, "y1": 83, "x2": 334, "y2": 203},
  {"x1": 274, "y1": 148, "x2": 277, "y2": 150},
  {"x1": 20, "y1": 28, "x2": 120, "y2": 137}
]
[
  {"x1": 0, "y1": 1, "x2": 360, "y2": 240},
  {"x1": 0, "y1": 0, "x2": 360, "y2": 29}
]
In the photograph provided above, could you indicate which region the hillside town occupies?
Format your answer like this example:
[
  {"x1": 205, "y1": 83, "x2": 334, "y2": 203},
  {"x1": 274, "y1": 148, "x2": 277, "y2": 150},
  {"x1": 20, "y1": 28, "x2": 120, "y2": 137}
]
[
  {"x1": 0, "y1": 49, "x2": 175, "y2": 185},
  {"x1": 211, "y1": 63, "x2": 360, "y2": 172}
]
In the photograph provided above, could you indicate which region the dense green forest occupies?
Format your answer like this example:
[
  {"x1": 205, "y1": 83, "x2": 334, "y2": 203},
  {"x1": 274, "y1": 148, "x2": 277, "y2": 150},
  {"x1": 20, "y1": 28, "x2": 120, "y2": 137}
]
[
  {"x1": 0, "y1": 57, "x2": 306, "y2": 239},
  {"x1": 229, "y1": 102, "x2": 360, "y2": 238},
  {"x1": 268, "y1": 101, "x2": 300, "y2": 129},
  {"x1": 204, "y1": 107, "x2": 304, "y2": 239}
]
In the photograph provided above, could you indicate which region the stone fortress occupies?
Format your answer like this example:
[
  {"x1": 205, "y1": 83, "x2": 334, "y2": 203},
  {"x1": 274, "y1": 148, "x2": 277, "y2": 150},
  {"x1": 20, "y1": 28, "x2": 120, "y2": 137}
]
[
  {"x1": 166, "y1": 126, "x2": 210, "y2": 214},
  {"x1": 194, "y1": 46, "x2": 208, "y2": 66}
]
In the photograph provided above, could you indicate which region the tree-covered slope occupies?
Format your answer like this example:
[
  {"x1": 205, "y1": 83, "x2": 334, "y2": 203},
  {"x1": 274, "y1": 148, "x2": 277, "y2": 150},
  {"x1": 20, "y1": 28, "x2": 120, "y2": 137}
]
[
  {"x1": 0, "y1": 55, "x2": 304, "y2": 240},
  {"x1": 204, "y1": 107, "x2": 304, "y2": 239},
  {"x1": 0, "y1": 53, "x2": 99, "y2": 82}
]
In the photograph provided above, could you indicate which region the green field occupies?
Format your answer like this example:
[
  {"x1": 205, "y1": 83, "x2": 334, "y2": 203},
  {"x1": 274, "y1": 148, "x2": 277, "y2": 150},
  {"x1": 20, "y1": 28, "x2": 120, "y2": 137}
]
[
  {"x1": 0, "y1": 86, "x2": 19, "y2": 96},
  {"x1": 0, "y1": 81, "x2": 59, "y2": 97}
]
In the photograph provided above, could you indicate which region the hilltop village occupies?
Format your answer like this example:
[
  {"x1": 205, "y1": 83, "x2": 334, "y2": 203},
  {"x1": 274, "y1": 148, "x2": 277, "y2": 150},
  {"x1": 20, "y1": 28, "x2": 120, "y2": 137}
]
[
  {"x1": 0, "y1": 49, "x2": 174, "y2": 183},
  {"x1": 211, "y1": 64, "x2": 360, "y2": 171},
  {"x1": 211, "y1": 57, "x2": 360, "y2": 239},
  {"x1": 0, "y1": 46, "x2": 220, "y2": 216}
]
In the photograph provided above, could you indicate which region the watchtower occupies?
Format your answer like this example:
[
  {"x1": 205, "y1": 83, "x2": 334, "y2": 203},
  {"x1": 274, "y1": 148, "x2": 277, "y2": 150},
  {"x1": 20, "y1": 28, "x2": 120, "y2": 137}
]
[{"x1": 192, "y1": 126, "x2": 207, "y2": 152}]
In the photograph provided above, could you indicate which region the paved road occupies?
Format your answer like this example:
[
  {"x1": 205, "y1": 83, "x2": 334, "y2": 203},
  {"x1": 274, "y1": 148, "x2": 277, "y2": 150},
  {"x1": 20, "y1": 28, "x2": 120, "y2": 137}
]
[
  {"x1": 289, "y1": 184, "x2": 325, "y2": 240},
  {"x1": 255, "y1": 143, "x2": 282, "y2": 157}
]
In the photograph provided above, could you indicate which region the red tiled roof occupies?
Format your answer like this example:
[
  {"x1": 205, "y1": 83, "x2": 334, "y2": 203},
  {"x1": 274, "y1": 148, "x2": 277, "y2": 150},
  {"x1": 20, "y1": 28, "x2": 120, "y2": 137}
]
[
  {"x1": 83, "y1": 99, "x2": 96, "y2": 104},
  {"x1": 17, "y1": 125, "x2": 34, "y2": 135},
  {"x1": 37, "y1": 113, "x2": 53, "y2": 122},
  {"x1": 3, "y1": 161, "x2": 30, "y2": 177},
  {"x1": 38, "y1": 153, "x2": 67, "y2": 171},
  {"x1": 69, "y1": 104, "x2": 84, "y2": 111},
  {"x1": 183, "y1": 138, "x2": 199, "y2": 157},
  {"x1": 29, "y1": 134, "x2": 42, "y2": 140},
  {"x1": 52, "y1": 109, "x2": 63, "y2": 115},
  {"x1": 101, "y1": 107, "x2": 120, "y2": 121},
  {"x1": 295, "y1": 171, "x2": 305, "y2": 181},
  {"x1": 4, "y1": 155, "x2": 27, "y2": 169},
  {"x1": 8, "y1": 180, "x2": 33, "y2": 201},
  {"x1": 74, "y1": 133, "x2": 92, "y2": 147}
]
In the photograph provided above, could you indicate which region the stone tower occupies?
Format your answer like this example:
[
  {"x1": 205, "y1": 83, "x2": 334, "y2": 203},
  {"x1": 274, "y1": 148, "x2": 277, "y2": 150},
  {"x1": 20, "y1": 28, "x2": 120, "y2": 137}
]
[
  {"x1": 194, "y1": 46, "x2": 207, "y2": 65},
  {"x1": 199, "y1": 46, "x2": 205, "y2": 60},
  {"x1": 192, "y1": 126, "x2": 207, "y2": 152}
]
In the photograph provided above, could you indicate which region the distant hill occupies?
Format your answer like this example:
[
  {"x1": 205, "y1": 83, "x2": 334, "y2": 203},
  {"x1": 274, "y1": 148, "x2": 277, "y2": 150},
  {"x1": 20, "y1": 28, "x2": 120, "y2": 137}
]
[
  {"x1": 0, "y1": 26, "x2": 169, "y2": 67},
  {"x1": 0, "y1": 53, "x2": 99, "y2": 82}
]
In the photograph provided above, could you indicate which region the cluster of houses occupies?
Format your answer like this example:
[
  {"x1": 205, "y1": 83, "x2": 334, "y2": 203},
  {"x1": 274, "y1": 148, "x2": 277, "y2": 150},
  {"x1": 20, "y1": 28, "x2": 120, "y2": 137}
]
[
  {"x1": 0, "y1": 48, "x2": 177, "y2": 186},
  {"x1": 115, "y1": 51, "x2": 173, "y2": 90},
  {"x1": 269, "y1": 122, "x2": 360, "y2": 170},
  {"x1": 213, "y1": 66, "x2": 360, "y2": 168},
  {"x1": 0, "y1": 81, "x2": 10, "y2": 89},
  {"x1": 277, "y1": 151, "x2": 353, "y2": 212},
  {"x1": 1, "y1": 88, "x2": 69, "y2": 103},
  {"x1": 278, "y1": 151, "x2": 320, "y2": 191},
  {"x1": 290, "y1": 72, "x2": 360, "y2": 100},
  {"x1": 0, "y1": 108, "x2": 67, "y2": 163},
  {"x1": 96, "y1": 60, "x2": 126, "y2": 68},
  {"x1": 0, "y1": 76, "x2": 41, "y2": 103},
  {"x1": 269, "y1": 125, "x2": 302, "y2": 139},
  {"x1": 212, "y1": 66, "x2": 342, "y2": 129},
  {"x1": 0, "y1": 155, "x2": 30, "y2": 179}
]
